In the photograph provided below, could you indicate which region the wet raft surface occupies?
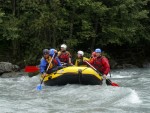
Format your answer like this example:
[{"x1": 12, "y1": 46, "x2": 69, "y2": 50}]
[
  {"x1": 0, "y1": 68, "x2": 150, "y2": 113},
  {"x1": 43, "y1": 67, "x2": 103, "y2": 86}
]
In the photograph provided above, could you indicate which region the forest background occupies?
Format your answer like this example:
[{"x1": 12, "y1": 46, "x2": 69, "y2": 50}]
[{"x1": 0, "y1": 0, "x2": 150, "y2": 68}]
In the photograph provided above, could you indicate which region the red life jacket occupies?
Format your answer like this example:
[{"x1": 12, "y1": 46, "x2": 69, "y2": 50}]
[
  {"x1": 58, "y1": 51, "x2": 70, "y2": 63},
  {"x1": 93, "y1": 56, "x2": 104, "y2": 71},
  {"x1": 91, "y1": 56, "x2": 110, "y2": 75}
]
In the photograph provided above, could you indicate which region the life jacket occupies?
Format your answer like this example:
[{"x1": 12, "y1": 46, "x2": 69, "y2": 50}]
[
  {"x1": 45, "y1": 56, "x2": 58, "y2": 70},
  {"x1": 93, "y1": 56, "x2": 105, "y2": 72},
  {"x1": 75, "y1": 57, "x2": 89, "y2": 67},
  {"x1": 58, "y1": 51, "x2": 70, "y2": 63}
]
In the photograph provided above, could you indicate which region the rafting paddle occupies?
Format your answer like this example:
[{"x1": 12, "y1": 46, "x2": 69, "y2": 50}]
[
  {"x1": 36, "y1": 53, "x2": 55, "y2": 91},
  {"x1": 84, "y1": 60, "x2": 119, "y2": 87}
]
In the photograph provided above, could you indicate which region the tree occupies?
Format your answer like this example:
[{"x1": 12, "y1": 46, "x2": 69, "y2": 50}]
[{"x1": 0, "y1": 0, "x2": 149, "y2": 66}]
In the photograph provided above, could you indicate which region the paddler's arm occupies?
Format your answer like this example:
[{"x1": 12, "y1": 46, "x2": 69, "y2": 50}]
[
  {"x1": 53, "y1": 50, "x2": 62, "y2": 67},
  {"x1": 40, "y1": 59, "x2": 48, "y2": 77},
  {"x1": 101, "y1": 57, "x2": 110, "y2": 79},
  {"x1": 55, "y1": 57, "x2": 62, "y2": 67},
  {"x1": 68, "y1": 52, "x2": 73, "y2": 65},
  {"x1": 40, "y1": 59, "x2": 47, "y2": 73}
]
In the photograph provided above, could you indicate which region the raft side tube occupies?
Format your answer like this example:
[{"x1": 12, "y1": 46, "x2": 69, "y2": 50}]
[
  {"x1": 44, "y1": 73, "x2": 102, "y2": 86},
  {"x1": 41, "y1": 66, "x2": 103, "y2": 86}
]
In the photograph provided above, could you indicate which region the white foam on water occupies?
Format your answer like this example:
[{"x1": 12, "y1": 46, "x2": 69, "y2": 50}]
[
  {"x1": 115, "y1": 88, "x2": 142, "y2": 107},
  {"x1": 128, "y1": 90, "x2": 142, "y2": 104},
  {"x1": 1, "y1": 67, "x2": 150, "y2": 113},
  {"x1": 112, "y1": 74, "x2": 132, "y2": 78},
  {"x1": 110, "y1": 70, "x2": 139, "y2": 79}
]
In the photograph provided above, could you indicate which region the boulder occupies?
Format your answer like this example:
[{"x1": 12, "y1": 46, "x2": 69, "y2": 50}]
[
  {"x1": 0, "y1": 62, "x2": 20, "y2": 75},
  {"x1": 109, "y1": 59, "x2": 118, "y2": 69},
  {"x1": 115, "y1": 63, "x2": 138, "y2": 69},
  {"x1": 122, "y1": 64, "x2": 138, "y2": 68},
  {"x1": 1, "y1": 72, "x2": 26, "y2": 78},
  {"x1": 143, "y1": 62, "x2": 150, "y2": 68}
]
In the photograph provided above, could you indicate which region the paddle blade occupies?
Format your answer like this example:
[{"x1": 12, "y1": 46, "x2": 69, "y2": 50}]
[
  {"x1": 106, "y1": 79, "x2": 112, "y2": 85},
  {"x1": 36, "y1": 84, "x2": 42, "y2": 91},
  {"x1": 106, "y1": 79, "x2": 119, "y2": 87},
  {"x1": 111, "y1": 82, "x2": 119, "y2": 87},
  {"x1": 25, "y1": 66, "x2": 39, "y2": 72}
]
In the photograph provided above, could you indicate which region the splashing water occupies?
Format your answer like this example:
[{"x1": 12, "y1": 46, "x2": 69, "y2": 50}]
[{"x1": 0, "y1": 68, "x2": 150, "y2": 113}]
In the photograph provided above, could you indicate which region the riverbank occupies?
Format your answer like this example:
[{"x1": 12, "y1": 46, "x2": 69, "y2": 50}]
[{"x1": 0, "y1": 60, "x2": 150, "y2": 78}]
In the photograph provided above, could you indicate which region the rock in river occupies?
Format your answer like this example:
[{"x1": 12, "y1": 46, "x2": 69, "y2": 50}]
[{"x1": 0, "y1": 62, "x2": 20, "y2": 75}]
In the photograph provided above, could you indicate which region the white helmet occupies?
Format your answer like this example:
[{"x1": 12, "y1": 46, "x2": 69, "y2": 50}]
[
  {"x1": 61, "y1": 44, "x2": 67, "y2": 49},
  {"x1": 77, "y1": 50, "x2": 84, "y2": 56}
]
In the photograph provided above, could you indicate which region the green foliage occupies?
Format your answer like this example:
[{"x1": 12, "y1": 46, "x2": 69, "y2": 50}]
[
  {"x1": 100, "y1": 0, "x2": 149, "y2": 45},
  {"x1": 2, "y1": 16, "x2": 20, "y2": 40},
  {"x1": 0, "y1": 0, "x2": 150, "y2": 66},
  {"x1": 0, "y1": 9, "x2": 4, "y2": 23}
]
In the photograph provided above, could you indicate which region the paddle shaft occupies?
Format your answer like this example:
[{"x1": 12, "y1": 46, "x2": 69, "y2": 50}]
[
  {"x1": 85, "y1": 61, "x2": 119, "y2": 87},
  {"x1": 84, "y1": 60, "x2": 103, "y2": 76},
  {"x1": 84, "y1": 60, "x2": 113, "y2": 85}
]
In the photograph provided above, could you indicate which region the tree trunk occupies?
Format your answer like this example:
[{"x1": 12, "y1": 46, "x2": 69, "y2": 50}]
[
  {"x1": 49, "y1": 30, "x2": 52, "y2": 47},
  {"x1": 12, "y1": 0, "x2": 18, "y2": 59},
  {"x1": 69, "y1": 8, "x2": 75, "y2": 39},
  {"x1": 91, "y1": 17, "x2": 98, "y2": 50},
  {"x1": 69, "y1": 22, "x2": 73, "y2": 39},
  {"x1": 60, "y1": 0, "x2": 64, "y2": 7},
  {"x1": 52, "y1": 28, "x2": 56, "y2": 48},
  {"x1": 12, "y1": 0, "x2": 16, "y2": 16}
]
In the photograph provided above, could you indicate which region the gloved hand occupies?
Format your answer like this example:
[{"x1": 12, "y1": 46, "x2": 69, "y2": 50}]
[
  {"x1": 103, "y1": 74, "x2": 107, "y2": 79},
  {"x1": 69, "y1": 63, "x2": 73, "y2": 66},
  {"x1": 54, "y1": 50, "x2": 58, "y2": 53},
  {"x1": 54, "y1": 50, "x2": 58, "y2": 57},
  {"x1": 42, "y1": 73, "x2": 47, "y2": 77}
]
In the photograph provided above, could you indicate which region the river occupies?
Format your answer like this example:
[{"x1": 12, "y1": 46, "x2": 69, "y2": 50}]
[{"x1": 0, "y1": 67, "x2": 150, "y2": 113}]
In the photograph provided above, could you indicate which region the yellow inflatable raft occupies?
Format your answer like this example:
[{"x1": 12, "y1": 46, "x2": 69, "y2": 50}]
[{"x1": 41, "y1": 66, "x2": 103, "y2": 86}]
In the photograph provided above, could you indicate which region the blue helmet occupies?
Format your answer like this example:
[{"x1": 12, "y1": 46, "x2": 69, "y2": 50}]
[
  {"x1": 49, "y1": 48, "x2": 55, "y2": 56},
  {"x1": 95, "y1": 48, "x2": 101, "y2": 53}
]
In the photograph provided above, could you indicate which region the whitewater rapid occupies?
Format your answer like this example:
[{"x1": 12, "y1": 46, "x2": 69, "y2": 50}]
[{"x1": 0, "y1": 68, "x2": 150, "y2": 113}]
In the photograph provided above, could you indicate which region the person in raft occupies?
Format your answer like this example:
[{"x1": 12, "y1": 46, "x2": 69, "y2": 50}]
[
  {"x1": 58, "y1": 44, "x2": 72, "y2": 66},
  {"x1": 75, "y1": 50, "x2": 89, "y2": 66},
  {"x1": 49, "y1": 48, "x2": 62, "y2": 69},
  {"x1": 89, "y1": 48, "x2": 110, "y2": 79},
  {"x1": 40, "y1": 49, "x2": 60, "y2": 76}
]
